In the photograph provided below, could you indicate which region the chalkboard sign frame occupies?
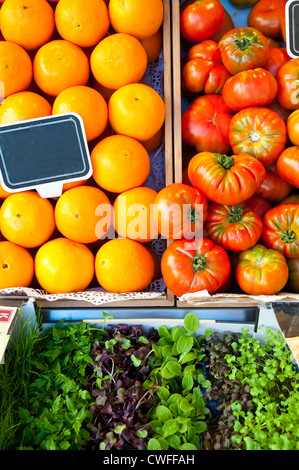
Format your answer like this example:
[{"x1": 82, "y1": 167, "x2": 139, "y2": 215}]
[
  {"x1": 0, "y1": 112, "x2": 93, "y2": 198},
  {"x1": 286, "y1": 0, "x2": 299, "y2": 59}
]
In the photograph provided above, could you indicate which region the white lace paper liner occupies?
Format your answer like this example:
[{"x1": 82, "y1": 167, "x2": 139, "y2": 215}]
[
  {"x1": 178, "y1": 291, "x2": 299, "y2": 304},
  {"x1": 0, "y1": 54, "x2": 167, "y2": 304}
]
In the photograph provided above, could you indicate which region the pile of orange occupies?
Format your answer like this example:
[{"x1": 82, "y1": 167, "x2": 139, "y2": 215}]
[{"x1": 0, "y1": 0, "x2": 165, "y2": 295}]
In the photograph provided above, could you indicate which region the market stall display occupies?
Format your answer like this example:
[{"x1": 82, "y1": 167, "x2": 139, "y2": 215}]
[
  {"x1": 0, "y1": 0, "x2": 175, "y2": 308},
  {"x1": 172, "y1": 0, "x2": 299, "y2": 307}
]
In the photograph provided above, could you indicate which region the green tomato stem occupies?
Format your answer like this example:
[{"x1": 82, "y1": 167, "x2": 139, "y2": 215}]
[
  {"x1": 281, "y1": 230, "x2": 296, "y2": 244},
  {"x1": 235, "y1": 37, "x2": 251, "y2": 51},
  {"x1": 192, "y1": 254, "x2": 207, "y2": 272},
  {"x1": 228, "y1": 204, "x2": 244, "y2": 224},
  {"x1": 217, "y1": 154, "x2": 235, "y2": 170}
]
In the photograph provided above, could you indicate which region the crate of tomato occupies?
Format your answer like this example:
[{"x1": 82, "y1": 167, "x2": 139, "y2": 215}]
[
  {"x1": 0, "y1": 0, "x2": 175, "y2": 309},
  {"x1": 163, "y1": 0, "x2": 299, "y2": 308}
]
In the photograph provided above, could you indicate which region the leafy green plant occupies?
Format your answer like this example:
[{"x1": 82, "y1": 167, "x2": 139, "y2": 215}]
[
  {"x1": 201, "y1": 330, "x2": 251, "y2": 450},
  {"x1": 84, "y1": 323, "x2": 158, "y2": 450},
  {"x1": 226, "y1": 327, "x2": 299, "y2": 450},
  {"x1": 144, "y1": 312, "x2": 211, "y2": 450},
  {"x1": 18, "y1": 320, "x2": 105, "y2": 450},
  {"x1": 0, "y1": 309, "x2": 42, "y2": 450}
]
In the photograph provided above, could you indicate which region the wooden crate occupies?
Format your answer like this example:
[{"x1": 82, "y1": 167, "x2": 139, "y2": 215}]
[
  {"x1": 0, "y1": 0, "x2": 174, "y2": 310},
  {"x1": 171, "y1": 0, "x2": 299, "y2": 309}
]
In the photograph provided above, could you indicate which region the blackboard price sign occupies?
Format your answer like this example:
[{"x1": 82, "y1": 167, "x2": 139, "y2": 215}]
[
  {"x1": 286, "y1": 0, "x2": 299, "y2": 58},
  {"x1": 0, "y1": 113, "x2": 92, "y2": 198}
]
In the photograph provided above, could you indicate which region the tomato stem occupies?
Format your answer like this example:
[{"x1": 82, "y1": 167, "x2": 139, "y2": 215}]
[
  {"x1": 192, "y1": 254, "x2": 207, "y2": 272},
  {"x1": 217, "y1": 154, "x2": 235, "y2": 170},
  {"x1": 228, "y1": 204, "x2": 244, "y2": 223},
  {"x1": 189, "y1": 207, "x2": 200, "y2": 224},
  {"x1": 281, "y1": 230, "x2": 296, "y2": 244},
  {"x1": 235, "y1": 37, "x2": 251, "y2": 51}
]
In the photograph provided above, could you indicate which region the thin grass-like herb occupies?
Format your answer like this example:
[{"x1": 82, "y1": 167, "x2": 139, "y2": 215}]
[{"x1": 0, "y1": 308, "x2": 42, "y2": 450}]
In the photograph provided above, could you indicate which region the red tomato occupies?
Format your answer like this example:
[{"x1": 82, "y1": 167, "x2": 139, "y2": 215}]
[
  {"x1": 235, "y1": 244, "x2": 288, "y2": 295},
  {"x1": 161, "y1": 238, "x2": 231, "y2": 297},
  {"x1": 276, "y1": 59, "x2": 299, "y2": 111},
  {"x1": 266, "y1": 37, "x2": 282, "y2": 49},
  {"x1": 247, "y1": 0, "x2": 287, "y2": 39},
  {"x1": 287, "y1": 258, "x2": 299, "y2": 293},
  {"x1": 277, "y1": 146, "x2": 299, "y2": 189},
  {"x1": 182, "y1": 40, "x2": 231, "y2": 94},
  {"x1": 266, "y1": 48, "x2": 290, "y2": 78},
  {"x1": 262, "y1": 204, "x2": 299, "y2": 258},
  {"x1": 211, "y1": 8, "x2": 234, "y2": 43},
  {"x1": 153, "y1": 183, "x2": 208, "y2": 240},
  {"x1": 229, "y1": 107, "x2": 287, "y2": 166},
  {"x1": 245, "y1": 195, "x2": 272, "y2": 219},
  {"x1": 255, "y1": 163, "x2": 293, "y2": 202},
  {"x1": 219, "y1": 27, "x2": 269, "y2": 75},
  {"x1": 180, "y1": 0, "x2": 225, "y2": 43},
  {"x1": 188, "y1": 151, "x2": 266, "y2": 206},
  {"x1": 286, "y1": 109, "x2": 299, "y2": 146},
  {"x1": 222, "y1": 68, "x2": 278, "y2": 112},
  {"x1": 181, "y1": 94, "x2": 233, "y2": 154},
  {"x1": 268, "y1": 100, "x2": 291, "y2": 122},
  {"x1": 206, "y1": 202, "x2": 263, "y2": 251}
]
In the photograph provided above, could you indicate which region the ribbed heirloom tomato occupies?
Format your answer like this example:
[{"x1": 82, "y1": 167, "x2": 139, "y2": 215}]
[
  {"x1": 206, "y1": 202, "x2": 263, "y2": 252},
  {"x1": 219, "y1": 27, "x2": 269, "y2": 75},
  {"x1": 229, "y1": 107, "x2": 287, "y2": 166},
  {"x1": 182, "y1": 94, "x2": 233, "y2": 154},
  {"x1": 222, "y1": 68, "x2": 278, "y2": 111},
  {"x1": 255, "y1": 163, "x2": 293, "y2": 202},
  {"x1": 286, "y1": 110, "x2": 299, "y2": 146},
  {"x1": 277, "y1": 147, "x2": 299, "y2": 189},
  {"x1": 276, "y1": 59, "x2": 299, "y2": 110},
  {"x1": 188, "y1": 152, "x2": 266, "y2": 206},
  {"x1": 266, "y1": 48, "x2": 290, "y2": 78},
  {"x1": 161, "y1": 238, "x2": 231, "y2": 297},
  {"x1": 247, "y1": 0, "x2": 287, "y2": 39},
  {"x1": 235, "y1": 244, "x2": 289, "y2": 295},
  {"x1": 182, "y1": 40, "x2": 231, "y2": 94},
  {"x1": 262, "y1": 204, "x2": 299, "y2": 258},
  {"x1": 154, "y1": 183, "x2": 208, "y2": 240},
  {"x1": 180, "y1": 0, "x2": 225, "y2": 43},
  {"x1": 245, "y1": 195, "x2": 272, "y2": 219}
]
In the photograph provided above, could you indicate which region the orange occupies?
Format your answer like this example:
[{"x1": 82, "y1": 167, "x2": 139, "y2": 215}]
[
  {"x1": 0, "y1": 182, "x2": 13, "y2": 199},
  {"x1": 91, "y1": 135, "x2": 150, "y2": 193},
  {"x1": 55, "y1": 0, "x2": 110, "y2": 48},
  {"x1": 62, "y1": 179, "x2": 88, "y2": 193},
  {"x1": 0, "y1": 0, "x2": 55, "y2": 51},
  {"x1": 108, "y1": 83, "x2": 165, "y2": 141},
  {"x1": 33, "y1": 40, "x2": 90, "y2": 96},
  {"x1": 95, "y1": 238, "x2": 154, "y2": 293},
  {"x1": 109, "y1": 0, "x2": 164, "y2": 39},
  {"x1": 0, "y1": 241, "x2": 34, "y2": 289},
  {"x1": 0, "y1": 191, "x2": 56, "y2": 248},
  {"x1": 52, "y1": 86, "x2": 108, "y2": 141},
  {"x1": 139, "y1": 28, "x2": 163, "y2": 63},
  {"x1": 55, "y1": 185, "x2": 112, "y2": 244},
  {"x1": 35, "y1": 237, "x2": 94, "y2": 293},
  {"x1": 113, "y1": 186, "x2": 158, "y2": 243},
  {"x1": 91, "y1": 33, "x2": 147, "y2": 90},
  {"x1": 0, "y1": 91, "x2": 52, "y2": 125},
  {"x1": 0, "y1": 41, "x2": 32, "y2": 98}
]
